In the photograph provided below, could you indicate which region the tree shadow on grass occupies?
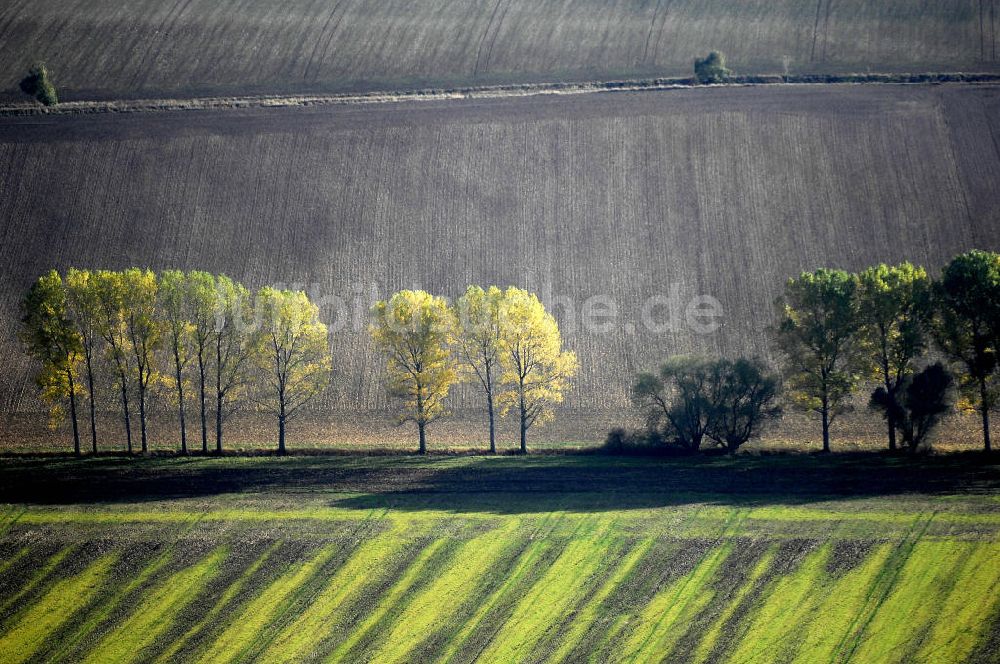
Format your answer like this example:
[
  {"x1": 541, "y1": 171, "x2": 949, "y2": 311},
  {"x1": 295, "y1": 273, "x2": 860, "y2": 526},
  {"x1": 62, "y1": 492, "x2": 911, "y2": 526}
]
[{"x1": 0, "y1": 452, "x2": 998, "y2": 512}]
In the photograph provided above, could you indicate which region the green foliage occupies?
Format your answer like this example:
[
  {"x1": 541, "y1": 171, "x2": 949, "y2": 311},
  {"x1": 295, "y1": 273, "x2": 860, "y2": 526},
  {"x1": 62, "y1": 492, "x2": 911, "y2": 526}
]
[
  {"x1": 772, "y1": 268, "x2": 862, "y2": 452},
  {"x1": 856, "y1": 263, "x2": 932, "y2": 450},
  {"x1": 120, "y1": 268, "x2": 161, "y2": 454},
  {"x1": 19, "y1": 63, "x2": 58, "y2": 106},
  {"x1": 931, "y1": 250, "x2": 1000, "y2": 451},
  {"x1": 19, "y1": 270, "x2": 83, "y2": 451},
  {"x1": 253, "y1": 288, "x2": 332, "y2": 454},
  {"x1": 370, "y1": 290, "x2": 458, "y2": 453},
  {"x1": 211, "y1": 275, "x2": 256, "y2": 453},
  {"x1": 694, "y1": 51, "x2": 731, "y2": 84}
]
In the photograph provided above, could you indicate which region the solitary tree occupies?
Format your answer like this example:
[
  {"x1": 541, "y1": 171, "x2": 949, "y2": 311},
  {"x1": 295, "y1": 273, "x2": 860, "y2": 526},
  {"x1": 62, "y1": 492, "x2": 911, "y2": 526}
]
[
  {"x1": 94, "y1": 270, "x2": 135, "y2": 453},
  {"x1": 120, "y1": 269, "x2": 160, "y2": 454},
  {"x1": 931, "y1": 250, "x2": 1000, "y2": 452},
  {"x1": 498, "y1": 287, "x2": 577, "y2": 454},
  {"x1": 453, "y1": 285, "x2": 505, "y2": 453},
  {"x1": 211, "y1": 275, "x2": 255, "y2": 454},
  {"x1": 20, "y1": 63, "x2": 58, "y2": 106},
  {"x1": 694, "y1": 51, "x2": 731, "y2": 84},
  {"x1": 187, "y1": 271, "x2": 219, "y2": 453},
  {"x1": 254, "y1": 288, "x2": 332, "y2": 455},
  {"x1": 772, "y1": 269, "x2": 861, "y2": 452},
  {"x1": 856, "y1": 263, "x2": 931, "y2": 451},
  {"x1": 20, "y1": 271, "x2": 83, "y2": 455},
  {"x1": 159, "y1": 270, "x2": 195, "y2": 454},
  {"x1": 370, "y1": 290, "x2": 458, "y2": 454},
  {"x1": 65, "y1": 268, "x2": 103, "y2": 454},
  {"x1": 632, "y1": 356, "x2": 722, "y2": 452}
]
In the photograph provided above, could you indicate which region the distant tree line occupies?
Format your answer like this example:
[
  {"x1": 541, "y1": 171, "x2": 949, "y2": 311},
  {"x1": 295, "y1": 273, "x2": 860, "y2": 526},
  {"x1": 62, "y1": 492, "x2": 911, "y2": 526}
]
[
  {"x1": 369, "y1": 286, "x2": 577, "y2": 454},
  {"x1": 20, "y1": 269, "x2": 331, "y2": 456},
  {"x1": 624, "y1": 250, "x2": 1000, "y2": 454}
]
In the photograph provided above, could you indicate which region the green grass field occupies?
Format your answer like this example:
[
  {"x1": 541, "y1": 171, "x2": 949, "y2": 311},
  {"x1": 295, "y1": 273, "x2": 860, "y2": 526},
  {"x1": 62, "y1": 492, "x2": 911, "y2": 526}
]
[{"x1": 1, "y1": 453, "x2": 998, "y2": 662}]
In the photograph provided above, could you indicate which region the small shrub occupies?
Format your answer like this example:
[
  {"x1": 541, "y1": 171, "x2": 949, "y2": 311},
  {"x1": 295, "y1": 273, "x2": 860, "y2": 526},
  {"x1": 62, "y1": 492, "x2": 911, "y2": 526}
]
[
  {"x1": 694, "y1": 51, "x2": 731, "y2": 84},
  {"x1": 603, "y1": 427, "x2": 664, "y2": 454},
  {"x1": 20, "y1": 63, "x2": 58, "y2": 106}
]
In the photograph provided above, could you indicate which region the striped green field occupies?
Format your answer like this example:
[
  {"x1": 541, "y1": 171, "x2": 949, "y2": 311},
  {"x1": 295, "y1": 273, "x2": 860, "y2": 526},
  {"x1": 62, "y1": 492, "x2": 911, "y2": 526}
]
[
  {"x1": 1, "y1": 0, "x2": 998, "y2": 102},
  {"x1": 0, "y1": 454, "x2": 998, "y2": 662}
]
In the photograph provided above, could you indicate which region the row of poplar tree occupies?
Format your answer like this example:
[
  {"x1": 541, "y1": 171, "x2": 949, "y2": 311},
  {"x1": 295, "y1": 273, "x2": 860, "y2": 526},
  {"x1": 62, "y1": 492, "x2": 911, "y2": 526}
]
[
  {"x1": 21, "y1": 269, "x2": 332, "y2": 456},
  {"x1": 772, "y1": 249, "x2": 1000, "y2": 453},
  {"x1": 21, "y1": 273, "x2": 577, "y2": 455}
]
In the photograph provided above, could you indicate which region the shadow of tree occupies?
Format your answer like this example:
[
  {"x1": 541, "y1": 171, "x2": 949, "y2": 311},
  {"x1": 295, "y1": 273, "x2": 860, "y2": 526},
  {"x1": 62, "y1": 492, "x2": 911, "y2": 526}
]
[{"x1": 1, "y1": 452, "x2": 997, "y2": 513}]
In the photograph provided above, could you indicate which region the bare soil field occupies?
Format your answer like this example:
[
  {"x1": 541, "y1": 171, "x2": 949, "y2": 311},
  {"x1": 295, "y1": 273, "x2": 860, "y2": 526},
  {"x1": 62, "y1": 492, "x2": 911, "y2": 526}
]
[
  {"x1": 1, "y1": 83, "x2": 999, "y2": 449},
  {"x1": 0, "y1": 0, "x2": 998, "y2": 101}
]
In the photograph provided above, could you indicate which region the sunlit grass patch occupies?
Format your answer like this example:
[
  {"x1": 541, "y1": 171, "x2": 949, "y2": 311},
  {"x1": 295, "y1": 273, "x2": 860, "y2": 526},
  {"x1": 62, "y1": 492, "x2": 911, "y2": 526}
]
[
  {"x1": 196, "y1": 543, "x2": 340, "y2": 663},
  {"x1": 476, "y1": 520, "x2": 619, "y2": 662},
  {"x1": 0, "y1": 552, "x2": 116, "y2": 664},
  {"x1": 82, "y1": 547, "x2": 226, "y2": 664}
]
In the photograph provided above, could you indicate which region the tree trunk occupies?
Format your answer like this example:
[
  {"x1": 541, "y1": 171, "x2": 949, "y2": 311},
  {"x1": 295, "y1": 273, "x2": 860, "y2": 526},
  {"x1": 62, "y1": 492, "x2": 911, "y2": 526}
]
[
  {"x1": 174, "y1": 349, "x2": 187, "y2": 455},
  {"x1": 884, "y1": 377, "x2": 897, "y2": 452},
  {"x1": 138, "y1": 376, "x2": 148, "y2": 455},
  {"x1": 278, "y1": 401, "x2": 286, "y2": 456},
  {"x1": 519, "y1": 388, "x2": 528, "y2": 454},
  {"x1": 198, "y1": 354, "x2": 208, "y2": 454},
  {"x1": 821, "y1": 393, "x2": 830, "y2": 453},
  {"x1": 417, "y1": 421, "x2": 426, "y2": 455},
  {"x1": 120, "y1": 374, "x2": 132, "y2": 454},
  {"x1": 215, "y1": 342, "x2": 223, "y2": 455},
  {"x1": 216, "y1": 390, "x2": 223, "y2": 455},
  {"x1": 67, "y1": 368, "x2": 80, "y2": 457},
  {"x1": 85, "y1": 351, "x2": 97, "y2": 454},
  {"x1": 981, "y1": 377, "x2": 992, "y2": 453},
  {"x1": 487, "y1": 390, "x2": 496, "y2": 454}
]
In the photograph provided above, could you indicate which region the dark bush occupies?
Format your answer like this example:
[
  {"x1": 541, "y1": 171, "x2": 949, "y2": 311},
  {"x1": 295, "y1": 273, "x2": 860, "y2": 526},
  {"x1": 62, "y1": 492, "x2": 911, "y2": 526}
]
[
  {"x1": 20, "y1": 63, "x2": 58, "y2": 106},
  {"x1": 631, "y1": 355, "x2": 780, "y2": 454},
  {"x1": 694, "y1": 51, "x2": 731, "y2": 84},
  {"x1": 871, "y1": 362, "x2": 954, "y2": 451}
]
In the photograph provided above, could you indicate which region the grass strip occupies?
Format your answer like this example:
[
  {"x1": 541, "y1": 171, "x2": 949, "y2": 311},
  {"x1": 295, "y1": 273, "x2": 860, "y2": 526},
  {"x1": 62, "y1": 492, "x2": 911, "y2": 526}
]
[
  {"x1": 153, "y1": 542, "x2": 281, "y2": 663},
  {"x1": 81, "y1": 547, "x2": 227, "y2": 664},
  {"x1": 0, "y1": 552, "x2": 116, "y2": 664},
  {"x1": 196, "y1": 543, "x2": 341, "y2": 664}
]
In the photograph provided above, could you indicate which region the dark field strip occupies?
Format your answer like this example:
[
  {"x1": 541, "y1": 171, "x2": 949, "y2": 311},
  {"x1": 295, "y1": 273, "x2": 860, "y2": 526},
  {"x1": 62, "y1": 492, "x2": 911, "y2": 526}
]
[
  {"x1": 1, "y1": 84, "x2": 999, "y2": 434},
  {"x1": 0, "y1": 455, "x2": 998, "y2": 661},
  {"x1": 0, "y1": 0, "x2": 997, "y2": 101}
]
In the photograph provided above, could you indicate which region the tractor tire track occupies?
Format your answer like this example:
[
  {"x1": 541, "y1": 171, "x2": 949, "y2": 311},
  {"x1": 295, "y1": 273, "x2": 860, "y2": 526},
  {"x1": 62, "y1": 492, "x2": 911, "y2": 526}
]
[
  {"x1": 835, "y1": 512, "x2": 936, "y2": 663},
  {"x1": 642, "y1": 0, "x2": 664, "y2": 65},
  {"x1": 474, "y1": 0, "x2": 504, "y2": 77},
  {"x1": 810, "y1": 0, "x2": 824, "y2": 62},
  {"x1": 482, "y1": 0, "x2": 512, "y2": 76},
  {"x1": 303, "y1": 0, "x2": 348, "y2": 82},
  {"x1": 821, "y1": 0, "x2": 834, "y2": 62}
]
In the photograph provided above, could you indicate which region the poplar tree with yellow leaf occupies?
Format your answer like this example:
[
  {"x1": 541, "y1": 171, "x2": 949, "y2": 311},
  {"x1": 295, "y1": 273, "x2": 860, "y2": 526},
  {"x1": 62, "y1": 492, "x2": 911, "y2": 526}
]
[
  {"x1": 20, "y1": 270, "x2": 84, "y2": 455},
  {"x1": 370, "y1": 290, "x2": 458, "y2": 454},
  {"x1": 498, "y1": 287, "x2": 577, "y2": 454},
  {"x1": 454, "y1": 285, "x2": 505, "y2": 454},
  {"x1": 254, "y1": 287, "x2": 332, "y2": 455},
  {"x1": 121, "y1": 268, "x2": 161, "y2": 455}
]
